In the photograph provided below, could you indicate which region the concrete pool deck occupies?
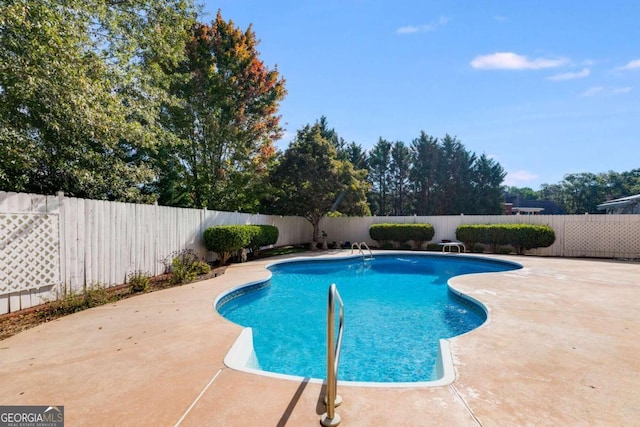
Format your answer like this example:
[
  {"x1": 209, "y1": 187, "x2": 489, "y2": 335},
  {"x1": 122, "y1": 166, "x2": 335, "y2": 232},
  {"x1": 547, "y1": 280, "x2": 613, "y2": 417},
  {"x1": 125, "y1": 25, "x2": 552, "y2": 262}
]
[{"x1": 1, "y1": 252, "x2": 639, "y2": 426}]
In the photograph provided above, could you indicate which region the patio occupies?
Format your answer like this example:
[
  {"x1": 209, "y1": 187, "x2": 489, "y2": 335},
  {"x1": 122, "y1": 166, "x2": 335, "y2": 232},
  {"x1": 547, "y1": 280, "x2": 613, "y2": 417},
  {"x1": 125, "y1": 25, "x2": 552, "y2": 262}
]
[{"x1": 1, "y1": 252, "x2": 638, "y2": 426}]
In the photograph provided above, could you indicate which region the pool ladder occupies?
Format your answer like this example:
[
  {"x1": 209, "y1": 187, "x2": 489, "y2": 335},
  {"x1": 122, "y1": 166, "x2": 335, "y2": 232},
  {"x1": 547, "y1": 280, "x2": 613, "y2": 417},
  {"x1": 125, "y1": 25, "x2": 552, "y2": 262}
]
[
  {"x1": 351, "y1": 241, "x2": 373, "y2": 260},
  {"x1": 321, "y1": 284, "x2": 344, "y2": 427}
]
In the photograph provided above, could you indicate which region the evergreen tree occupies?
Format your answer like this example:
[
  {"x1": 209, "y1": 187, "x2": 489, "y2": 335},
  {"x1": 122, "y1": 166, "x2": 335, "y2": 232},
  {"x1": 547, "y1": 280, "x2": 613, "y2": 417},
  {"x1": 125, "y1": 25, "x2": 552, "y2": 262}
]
[
  {"x1": 410, "y1": 132, "x2": 440, "y2": 215},
  {"x1": 265, "y1": 120, "x2": 370, "y2": 242},
  {"x1": 367, "y1": 138, "x2": 392, "y2": 215},
  {"x1": 389, "y1": 141, "x2": 412, "y2": 215}
]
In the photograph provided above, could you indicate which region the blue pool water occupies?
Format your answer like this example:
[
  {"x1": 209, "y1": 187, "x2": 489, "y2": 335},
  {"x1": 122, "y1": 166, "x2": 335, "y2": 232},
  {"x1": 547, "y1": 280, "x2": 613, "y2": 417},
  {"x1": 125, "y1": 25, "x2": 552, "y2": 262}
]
[{"x1": 217, "y1": 254, "x2": 520, "y2": 383}]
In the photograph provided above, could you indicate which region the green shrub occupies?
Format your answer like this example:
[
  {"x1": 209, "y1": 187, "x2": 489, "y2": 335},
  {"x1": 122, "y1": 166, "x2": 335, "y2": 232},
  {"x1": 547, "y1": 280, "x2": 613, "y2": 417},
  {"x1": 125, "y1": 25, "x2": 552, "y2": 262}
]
[
  {"x1": 247, "y1": 225, "x2": 279, "y2": 258},
  {"x1": 163, "y1": 249, "x2": 210, "y2": 285},
  {"x1": 498, "y1": 246, "x2": 513, "y2": 254},
  {"x1": 203, "y1": 225, "x2": 253, "y2": 265},
  {"x1": 46, "y1": 284, "x2": 116, "y2": 317},
  {"x1": 169, "y1": 250, "x2": 199, "y2": 285},
  {"x1": 128, "y1": 270, "x2": 150, "y2": 293},
  {"x1": 369, "y1": 223, "x2": 435, "y2": 248},
  {"x1": 456, "y1": 224, "x2": 555, "y2": 254},
  {"x1": 472, "y1": 243, "x2": 485, "y2": 253},
  {"x1": 192, "y1": 260, "x2": 211, "y2": 275},
  {"x1": 511, "y1": 224, "x2": 556, "y2": 254},
  {"x1": 426, "y1": 243, "x2": 440, "y2": 251}
]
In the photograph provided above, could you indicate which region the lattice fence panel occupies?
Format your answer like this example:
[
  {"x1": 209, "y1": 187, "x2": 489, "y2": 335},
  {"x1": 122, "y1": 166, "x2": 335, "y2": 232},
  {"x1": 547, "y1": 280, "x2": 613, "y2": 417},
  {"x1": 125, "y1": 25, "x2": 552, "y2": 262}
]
[
  {"x1": 0, "y1": 213, "x2": 60, "y2": 293},
  {"x1": 565, "y1": 221, "x2": 640, "y2": 255}
]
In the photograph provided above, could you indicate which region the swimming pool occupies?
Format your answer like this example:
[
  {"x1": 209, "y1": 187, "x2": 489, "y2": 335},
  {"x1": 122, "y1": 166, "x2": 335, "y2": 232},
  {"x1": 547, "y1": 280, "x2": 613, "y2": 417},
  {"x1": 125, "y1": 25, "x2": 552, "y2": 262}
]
[{"x1": 216, "y1": 253, "x2": 521, "y2": 385}]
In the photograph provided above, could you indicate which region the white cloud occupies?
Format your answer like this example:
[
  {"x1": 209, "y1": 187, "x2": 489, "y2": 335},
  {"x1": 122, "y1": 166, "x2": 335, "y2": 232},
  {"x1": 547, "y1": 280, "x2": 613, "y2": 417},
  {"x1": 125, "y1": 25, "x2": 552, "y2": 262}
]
[
  {"x1": 547, "y1": 67, "x2": 590, "y2": 81},
  {"x1": 504, "y1": 170, "x2": 539, "y2": 186},
  {"x1": 581, "y1": 86, "x2": 604, "y2": 97},
  {"x1": 494, "y1": 16, "x2": 508, "y2": 22},
  {"x1": 617, "y1": 59, "x2": 640, "y2": 70},
  {"x1": 613, "y1": 86, "x2": 632, "y2": 94},
  {"x1": 396, "y1": 17, "x2": 450, "y2": 34},
  {"x1": 471, "y1": 52, "x2": 569, "y2": 70},
  {"x1": 581, "y1": 86, "x2": 632, "y2": 97}
]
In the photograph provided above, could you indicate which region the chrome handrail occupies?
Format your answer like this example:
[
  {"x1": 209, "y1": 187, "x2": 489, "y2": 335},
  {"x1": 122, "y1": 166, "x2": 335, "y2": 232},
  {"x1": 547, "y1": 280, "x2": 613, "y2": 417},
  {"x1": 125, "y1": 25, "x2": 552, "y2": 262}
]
[
  {"x1": 359, "y1": 241, "x2": 373, "y2": 260},
  {"x1": 350, "y1": 241, "x2": 373, "y2": 260},
  {"x1": 321, "y1": 284, "x2": 344, "y2": 427}
]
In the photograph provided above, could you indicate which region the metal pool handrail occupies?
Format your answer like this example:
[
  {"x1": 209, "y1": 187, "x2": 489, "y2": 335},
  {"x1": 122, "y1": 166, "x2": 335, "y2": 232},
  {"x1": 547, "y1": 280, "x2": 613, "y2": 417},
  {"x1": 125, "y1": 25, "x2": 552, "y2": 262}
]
[
  {"x1": 350, "y1": 241, "x2": 373, "y2": 260},
  {"x1": 321, "y1": 284, "x2": 344, "y2": 427}
]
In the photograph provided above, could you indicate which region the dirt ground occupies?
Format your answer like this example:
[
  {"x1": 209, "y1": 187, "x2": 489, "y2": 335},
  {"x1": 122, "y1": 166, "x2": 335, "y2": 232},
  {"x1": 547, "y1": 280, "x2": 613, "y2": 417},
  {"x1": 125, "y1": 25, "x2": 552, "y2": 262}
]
[{"x1": 0, "y1": 267, "x2": 226, "y2": 341}]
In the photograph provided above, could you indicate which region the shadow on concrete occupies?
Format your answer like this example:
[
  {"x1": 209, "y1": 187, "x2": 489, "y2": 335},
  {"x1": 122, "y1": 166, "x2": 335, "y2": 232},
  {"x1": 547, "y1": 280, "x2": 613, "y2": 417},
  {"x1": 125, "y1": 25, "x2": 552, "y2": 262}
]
[{"x1": 276, "y1": 377, "x2": 311, "y2": 427}]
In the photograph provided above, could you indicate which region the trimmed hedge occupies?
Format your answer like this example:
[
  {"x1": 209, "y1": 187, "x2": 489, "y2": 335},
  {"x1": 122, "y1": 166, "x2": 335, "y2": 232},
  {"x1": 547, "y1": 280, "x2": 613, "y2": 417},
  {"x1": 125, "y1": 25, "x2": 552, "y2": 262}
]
[
  {"x1": 369, "y1": 223, "x2": 435, "y2": 249},
  {"x1": 203, "y1": 224, "x2": 279, "y2": 265},
  {"x1": 247, "y1": 225, "x2": 279, "y2": 257},
  {"x1": 456, "y1": 224, "x2": 555, "y2": 255}
]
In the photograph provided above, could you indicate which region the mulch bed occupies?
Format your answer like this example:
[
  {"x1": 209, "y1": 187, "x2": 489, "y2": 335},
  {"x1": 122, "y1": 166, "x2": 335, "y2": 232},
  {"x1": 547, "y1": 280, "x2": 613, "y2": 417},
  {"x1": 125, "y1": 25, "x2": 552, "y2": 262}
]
[{"x1": 0, "y1": 266, "x2": 227, "y2": 341}]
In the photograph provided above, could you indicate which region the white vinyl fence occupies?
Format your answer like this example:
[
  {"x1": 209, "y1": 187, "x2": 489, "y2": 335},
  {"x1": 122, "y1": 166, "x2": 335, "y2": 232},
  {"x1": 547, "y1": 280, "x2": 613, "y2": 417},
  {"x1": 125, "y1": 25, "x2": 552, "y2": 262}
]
[
  {"x1": 2, "y1": 190, "x2": 639, "y2": 315},
  {"x1": 320, "y1": 213, "x2": 640, "y2": 259},
  {"x1": 0, "y1": 191, "x2": 311, "y2": 315}
]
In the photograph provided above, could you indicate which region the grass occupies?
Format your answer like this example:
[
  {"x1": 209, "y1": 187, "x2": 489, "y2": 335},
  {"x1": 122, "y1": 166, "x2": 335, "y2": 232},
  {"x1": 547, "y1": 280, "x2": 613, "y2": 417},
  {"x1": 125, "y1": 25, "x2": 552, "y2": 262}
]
[{"x1": 257, "y1": 246, "x2": 308, "y2": 258}]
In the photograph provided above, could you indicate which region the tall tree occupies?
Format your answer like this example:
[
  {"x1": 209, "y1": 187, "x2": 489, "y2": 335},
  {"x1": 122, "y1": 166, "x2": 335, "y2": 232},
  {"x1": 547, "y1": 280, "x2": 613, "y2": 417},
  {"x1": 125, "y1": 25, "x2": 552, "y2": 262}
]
[
  {"x1": 504, "y1": 186, "x2": 540, "y2": 201},
  {"x1": 389, "y1": 141, "x2": 411, "y2": 215},
  {"x1": 161, "y1": 12, "x2": 286, "y2": 211},
  {"x1": 539, "y1": 170, "x2": 640, "y2": 214},
  {"x1": 344, "y1": 142, "x2": 368, "y2": 171},
  {"x1": 0, "y1": 0, "x2": 196, "y2": 201},
  {"x1": 434, "y1": 134, "x2": 476, "y2": 214},
  {"x1": 471, "y1": 154, "x2": 506, "y2": 214},
  {"x1": 265, "y1": 120, "x2": 369, "y2": 242},
  {"x1": 368, "y1": 138, "x2": 392, "y2": 215},
  {"x1": 410, "y1": 132, "x2": 440, "y2": 215}
]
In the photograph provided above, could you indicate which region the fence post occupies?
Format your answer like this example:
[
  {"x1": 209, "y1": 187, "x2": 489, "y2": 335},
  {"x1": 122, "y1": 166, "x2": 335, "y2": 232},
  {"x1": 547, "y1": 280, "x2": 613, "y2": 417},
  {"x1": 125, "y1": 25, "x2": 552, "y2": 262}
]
[{"x1": 56, "y1": 191, "x2": 66, "y2": 296}]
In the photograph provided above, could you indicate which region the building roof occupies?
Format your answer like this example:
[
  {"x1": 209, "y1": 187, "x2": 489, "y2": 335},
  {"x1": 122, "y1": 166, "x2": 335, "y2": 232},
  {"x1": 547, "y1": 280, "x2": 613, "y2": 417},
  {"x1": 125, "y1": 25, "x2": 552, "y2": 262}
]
[
  {"x1": 505, "y1": 195, "x2": 566, "y2": 215},
  {"x1": 596, "y1": 194, "x2": 640, "y2": 211}
]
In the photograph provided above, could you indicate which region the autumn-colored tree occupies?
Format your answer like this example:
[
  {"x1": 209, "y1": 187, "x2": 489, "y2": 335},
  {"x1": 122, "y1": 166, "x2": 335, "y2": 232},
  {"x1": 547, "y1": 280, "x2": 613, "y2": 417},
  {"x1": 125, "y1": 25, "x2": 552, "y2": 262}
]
[{"x1": 160, "y1": 11, "x2": 286, "y2": 211}]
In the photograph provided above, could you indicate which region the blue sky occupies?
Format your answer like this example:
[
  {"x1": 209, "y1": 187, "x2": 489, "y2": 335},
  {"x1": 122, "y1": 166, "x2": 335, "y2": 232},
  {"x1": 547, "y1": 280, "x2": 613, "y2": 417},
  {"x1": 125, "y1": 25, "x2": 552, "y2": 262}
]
[{"x1": 204, "y1": 1, "x2": 640, "y2": 190}]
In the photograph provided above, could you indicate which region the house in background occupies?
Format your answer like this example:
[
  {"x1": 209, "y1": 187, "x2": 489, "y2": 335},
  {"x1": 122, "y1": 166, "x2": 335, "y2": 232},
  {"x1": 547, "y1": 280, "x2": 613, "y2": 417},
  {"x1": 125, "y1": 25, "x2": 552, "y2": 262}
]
[
  {"x1": 503, "y1": 195, "x2": 565, "y2": 215},
  {"x1": 596, "y1": 194, "x2": 640, "y2": 214}
]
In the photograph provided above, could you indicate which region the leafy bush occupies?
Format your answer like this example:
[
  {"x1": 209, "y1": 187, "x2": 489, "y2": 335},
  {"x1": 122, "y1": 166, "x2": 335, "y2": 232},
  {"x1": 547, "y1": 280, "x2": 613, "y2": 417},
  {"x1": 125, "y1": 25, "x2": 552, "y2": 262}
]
[
  {"x1": 369, "y1": 223, "x2": 435, "y2": 248},
  {"x1": 203, "y1": 225, "x2": 253, "y2": 265},
  {"x1": 511, "y1": 224, "x2": 556, "y2": 254},
  {"x1": 204, "y1": 224, "x2": 279, "y2": 263},
  {"x1": 498, "y1": 246, "x2": 513, "y2": 254},
  {"x1": 472, "y1": 243, "x2": 485, "y2": 253},
  {"x1": 192, "y1": 260, "x2": 211, "y2": 275},
  {"x1": 456, "y1": 224, "x2": 555, "y2": 254},
  {"x1": 47, "y1": 284, "x2": 117, "y2": 317},
  {"x1": 128, "y1": 270, "x2": 150, "y2": 293},
  {"x1": 247, "y1": 225, "x2": 279, "y2": 258},
  {"x1": 163, "y1": 249, "x2": 209, "y2": 285}
]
